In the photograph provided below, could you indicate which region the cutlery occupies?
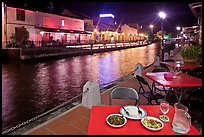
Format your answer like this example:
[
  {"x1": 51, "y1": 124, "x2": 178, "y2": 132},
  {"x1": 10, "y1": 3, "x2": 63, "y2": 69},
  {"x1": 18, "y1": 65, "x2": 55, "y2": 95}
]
[
  {"x1": 121, "y1": 106, "x2": 130, "y2": 116},
  {"x1": 137, "y1": 106, "x2": 142, "y2": 116}
]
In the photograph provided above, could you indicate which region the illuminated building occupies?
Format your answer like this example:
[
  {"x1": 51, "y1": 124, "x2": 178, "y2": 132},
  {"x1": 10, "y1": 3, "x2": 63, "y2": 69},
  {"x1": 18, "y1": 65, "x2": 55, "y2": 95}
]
[{"x1": 1, "y1": 2, "x2": 92, "y2": 48}]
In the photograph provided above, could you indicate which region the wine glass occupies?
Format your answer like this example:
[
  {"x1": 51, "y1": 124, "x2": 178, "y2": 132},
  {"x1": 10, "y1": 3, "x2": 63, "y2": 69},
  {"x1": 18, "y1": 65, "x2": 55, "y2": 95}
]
[{"x1": 160, "y1": 100, "x2": 169, "y2": 115}]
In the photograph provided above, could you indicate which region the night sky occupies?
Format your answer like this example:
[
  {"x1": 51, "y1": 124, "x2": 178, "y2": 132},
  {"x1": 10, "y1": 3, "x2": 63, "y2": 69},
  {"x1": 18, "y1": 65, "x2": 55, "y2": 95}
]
[{"x1": 4, "y1": 1, "x2": 198, "y2": 33}]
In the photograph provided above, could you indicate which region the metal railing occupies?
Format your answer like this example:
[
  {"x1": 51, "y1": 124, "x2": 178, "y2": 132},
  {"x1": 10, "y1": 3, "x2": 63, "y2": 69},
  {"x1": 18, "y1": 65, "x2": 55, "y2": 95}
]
[{"x1": 4, "y1": 39, "x2": 148, "y2": 49}]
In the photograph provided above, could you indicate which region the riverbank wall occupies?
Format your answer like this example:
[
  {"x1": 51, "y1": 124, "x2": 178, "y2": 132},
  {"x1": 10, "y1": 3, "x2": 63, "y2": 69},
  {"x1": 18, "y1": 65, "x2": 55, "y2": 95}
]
[
  {"x1": 3, "y1": 42, "x2": 150, "y2": 62},
  {"x1": 2, "y1": 48, "x2": 21, "y2": 61}
]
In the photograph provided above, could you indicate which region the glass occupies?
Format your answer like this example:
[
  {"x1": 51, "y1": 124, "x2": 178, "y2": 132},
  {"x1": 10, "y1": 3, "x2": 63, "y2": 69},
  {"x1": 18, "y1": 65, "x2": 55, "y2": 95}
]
[
  {"x1": 160, "y1": 100, "x2": 169, "y2": 115},
  {"x1": 172, "y1": 103, "x2": 191, "y2": 134}
]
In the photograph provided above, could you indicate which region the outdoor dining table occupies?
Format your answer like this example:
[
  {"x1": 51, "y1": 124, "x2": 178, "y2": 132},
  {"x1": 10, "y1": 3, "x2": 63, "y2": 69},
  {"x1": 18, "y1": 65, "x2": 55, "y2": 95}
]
[
  {"x1": 143, "y1": 71, "x2": 202, "y2": 103},
  {"x1": 161, "y1": 61, "x2": 201, "y2": 72},
  {"x1": 87, "y1": 105, "x2": 201, "y2": 135}
]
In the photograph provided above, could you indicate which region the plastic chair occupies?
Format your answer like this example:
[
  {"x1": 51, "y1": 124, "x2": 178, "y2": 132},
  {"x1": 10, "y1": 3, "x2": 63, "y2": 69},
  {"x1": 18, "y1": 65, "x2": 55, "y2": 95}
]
[
  {"x1": 136, "y1": 75, "x2": 164, "y2": 105},
  {"x1": 164, "y1": 52, "x2": 169, "y2": 61},
  {"x1": 109, "y1": 87, "x2": 139, "y2": 106},
  {"x1": 170, "y1": 50, "x2": 174, "y2": 57}
]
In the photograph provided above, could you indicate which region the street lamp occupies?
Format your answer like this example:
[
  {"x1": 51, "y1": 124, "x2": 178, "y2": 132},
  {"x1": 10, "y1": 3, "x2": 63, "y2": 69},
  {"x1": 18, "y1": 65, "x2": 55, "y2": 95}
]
[
  {"x1": 159, "y1": 11, "x2": 166, "y2": 41},
  {"x1": 159, "y1": 11, "x2": 166, "y2": 61},
  {"x1": 176, "y1": 26, "x2": 181, "y2": 38},
  {"x1": 149, "y1": 24, "x2": 154, "y2": 34}
]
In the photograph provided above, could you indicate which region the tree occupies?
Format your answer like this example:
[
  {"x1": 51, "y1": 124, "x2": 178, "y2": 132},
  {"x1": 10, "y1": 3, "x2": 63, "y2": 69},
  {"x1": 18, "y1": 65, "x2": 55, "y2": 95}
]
[{"x1": 10, "y1": 26, "x2": 30, "y2": 47}]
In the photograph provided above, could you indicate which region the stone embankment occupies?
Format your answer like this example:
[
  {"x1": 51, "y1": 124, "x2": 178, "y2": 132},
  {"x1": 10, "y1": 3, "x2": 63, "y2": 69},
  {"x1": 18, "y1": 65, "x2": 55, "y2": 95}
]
[{"x1": 2, "y1": 42, "x2": 150, "y2": 61}]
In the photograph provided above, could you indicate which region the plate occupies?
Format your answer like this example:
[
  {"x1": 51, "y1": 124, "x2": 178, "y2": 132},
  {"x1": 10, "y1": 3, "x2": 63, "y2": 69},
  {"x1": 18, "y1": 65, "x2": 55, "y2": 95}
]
[
  {"x1": 141, "y1": 116, "x2": 164, "y2": 131},
  {"x1": 106, "y1": 114, "x2": 127, "y2": 128},
  {"x1": 159, "y1": 115, "x2": 170, "y2": 122},
  {"x1": 120, "y1": 105, "x2": 146, "y2": 120}
]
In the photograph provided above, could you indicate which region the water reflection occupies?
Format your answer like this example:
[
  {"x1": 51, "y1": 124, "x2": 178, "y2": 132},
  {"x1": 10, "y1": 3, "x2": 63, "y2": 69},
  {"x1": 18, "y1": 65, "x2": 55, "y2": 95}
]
[{"x1": 2, "y1": 43, "x2": 159, "y2": 131}]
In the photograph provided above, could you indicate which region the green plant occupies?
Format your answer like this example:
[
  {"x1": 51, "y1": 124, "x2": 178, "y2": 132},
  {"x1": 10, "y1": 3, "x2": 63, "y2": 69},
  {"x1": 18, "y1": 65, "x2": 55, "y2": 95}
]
[
  {"x1": 180, "y1": 45, "x2": 202, "y2": 60},
  {"x1": 10, "y1": 27, "x2": 29, "y2": 46},
  {"x1": 10, "y1": 33, "x2": 17, "y2": 43}
]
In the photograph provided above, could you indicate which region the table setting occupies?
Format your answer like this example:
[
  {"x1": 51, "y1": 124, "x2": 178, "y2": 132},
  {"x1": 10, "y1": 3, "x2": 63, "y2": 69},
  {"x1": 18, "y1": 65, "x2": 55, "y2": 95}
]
[{"x1": 88, "y1": 103, "x2": 201, "y2": 135}]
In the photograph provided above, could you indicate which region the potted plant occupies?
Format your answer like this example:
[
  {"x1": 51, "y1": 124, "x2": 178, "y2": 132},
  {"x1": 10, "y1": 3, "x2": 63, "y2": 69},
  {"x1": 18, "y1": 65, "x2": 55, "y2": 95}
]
[{"x1": 180, "y1": 44, "x2": 202, "y2": 63}]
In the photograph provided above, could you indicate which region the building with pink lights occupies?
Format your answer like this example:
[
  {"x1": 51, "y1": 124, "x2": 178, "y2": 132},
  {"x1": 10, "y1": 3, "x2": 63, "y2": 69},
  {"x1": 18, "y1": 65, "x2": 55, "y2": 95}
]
[
  {"x1": 2, "y1": 2, "x2": 92, "y2": 48},
  {"x1": 2, "y1": 2, "x2": 144, "y2": 49}
]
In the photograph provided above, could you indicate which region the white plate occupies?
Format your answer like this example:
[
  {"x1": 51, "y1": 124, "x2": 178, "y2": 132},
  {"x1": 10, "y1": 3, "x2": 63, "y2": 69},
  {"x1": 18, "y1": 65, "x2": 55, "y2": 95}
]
[
  {"x1": 106, "y1": 114, "x2": 127, "y2": 128},
  {"x1": 120, "y1": 105, "x2": 146, "y2": 120},
  {"x1": 159, "y1": 115, "x2": 170, "y2": 122},
  {"x1": 141, "y1": 116, "x2": 164, "y2": 131}
]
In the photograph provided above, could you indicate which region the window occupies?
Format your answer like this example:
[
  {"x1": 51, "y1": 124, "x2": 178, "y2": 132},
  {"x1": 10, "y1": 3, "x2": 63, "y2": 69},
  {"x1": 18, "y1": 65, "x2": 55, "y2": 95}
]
[
  {"x1": 43, "y1": 17, "x2": 50, "y2": 26},
  {"x1": 62, "y1": 19, "x2": 65, "y2": 26},
  {"x1": 16, "y1": 9, "x2": 25, "y2": 21}
]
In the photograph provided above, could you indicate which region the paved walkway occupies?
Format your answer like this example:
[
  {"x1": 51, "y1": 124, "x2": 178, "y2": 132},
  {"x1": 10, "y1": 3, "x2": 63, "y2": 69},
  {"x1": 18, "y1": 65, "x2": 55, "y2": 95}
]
[
  {"x1": 23, "y1": 66, "x2": 154, "y2": 135},
  {"x1": 23, "y1": 65, "x2": 202, "y2": 135}
]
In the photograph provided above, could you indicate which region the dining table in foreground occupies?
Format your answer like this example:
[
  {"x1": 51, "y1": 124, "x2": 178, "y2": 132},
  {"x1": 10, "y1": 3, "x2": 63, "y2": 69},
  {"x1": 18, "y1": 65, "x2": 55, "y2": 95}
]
[{"x1": 88, "y1": 105, "x2": 201, "y2": 135}]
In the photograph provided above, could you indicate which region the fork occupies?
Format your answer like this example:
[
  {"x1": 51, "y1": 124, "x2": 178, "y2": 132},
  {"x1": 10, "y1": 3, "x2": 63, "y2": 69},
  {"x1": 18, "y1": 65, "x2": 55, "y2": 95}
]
[
  {"x1": 137, "y1": 105, "x2": 142, "y2": 116},
  {"x1": 121, "y1": 106, "x2": 130, "y2": 116}
]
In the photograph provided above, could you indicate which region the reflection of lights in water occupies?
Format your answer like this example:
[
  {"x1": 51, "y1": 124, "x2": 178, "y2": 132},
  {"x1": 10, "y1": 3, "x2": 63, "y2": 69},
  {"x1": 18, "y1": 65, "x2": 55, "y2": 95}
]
[{"x1": 2, "y1": 43, "x2": 159, "y2": 131}]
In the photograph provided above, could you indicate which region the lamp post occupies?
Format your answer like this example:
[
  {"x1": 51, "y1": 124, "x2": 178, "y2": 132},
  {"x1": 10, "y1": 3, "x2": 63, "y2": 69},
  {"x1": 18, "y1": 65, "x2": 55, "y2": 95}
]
[
  {"x1": 149, "y1": 24, "x2": 154, "y2": 34},
  {"x1": 176, "y1": 26, "x2": 181, "y2": 38},
  {"x1": 159, "y1": 11, "x2": 166, "y2": 61}
]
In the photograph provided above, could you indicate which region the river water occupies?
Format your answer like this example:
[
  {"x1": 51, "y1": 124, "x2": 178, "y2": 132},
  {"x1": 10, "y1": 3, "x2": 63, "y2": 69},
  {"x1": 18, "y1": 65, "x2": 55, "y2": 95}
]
[{"x1": 2, "y1": 43, "x2": 161, "y2": 131}]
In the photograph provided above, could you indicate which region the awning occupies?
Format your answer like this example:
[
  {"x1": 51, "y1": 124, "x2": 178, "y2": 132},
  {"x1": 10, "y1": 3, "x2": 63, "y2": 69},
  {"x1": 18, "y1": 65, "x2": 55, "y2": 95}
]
[{"x1": 36, "y1": 26, "x2": 92, "y2": 34}]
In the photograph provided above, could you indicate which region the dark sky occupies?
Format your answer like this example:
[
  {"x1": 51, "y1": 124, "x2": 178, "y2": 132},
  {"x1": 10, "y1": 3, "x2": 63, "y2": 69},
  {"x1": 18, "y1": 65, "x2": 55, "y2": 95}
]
[{"x1": 4, "y1": 1, "x2": 198, "y2": 33}]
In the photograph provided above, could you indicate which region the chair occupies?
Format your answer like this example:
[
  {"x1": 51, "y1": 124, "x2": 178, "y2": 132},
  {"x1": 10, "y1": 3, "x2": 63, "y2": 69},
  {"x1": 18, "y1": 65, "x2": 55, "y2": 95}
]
[
  {"x1": 151, "y1": 68, "x2": 171, "y2": 96},
  {"x1": 152, "y1": 68, "x2": 169, "y2": 73},
  {"x1": 160, "y1": 63, "x2": 170, "y2": 72},
  {"x1": 170, "y1": 50, "x2": 174, "y2": 57},
  {"x1": 181, "y1": 88, "x2": 202, "y2": 124},
  {"x1": 109, "y1": 87, "x2": 139, "y2": 106},
  {"x1": 188, "y1": 66, "x2": 202, "y2": 78},
  {"x1": 136, "y1": 75, "x2": 164, "y2": 105},
  {"x1": 164, "y1": 52, "x2": 169, "y2": 61},
  {"x1": 164, "y1": 59, "x2": 175, "y2": 62}
]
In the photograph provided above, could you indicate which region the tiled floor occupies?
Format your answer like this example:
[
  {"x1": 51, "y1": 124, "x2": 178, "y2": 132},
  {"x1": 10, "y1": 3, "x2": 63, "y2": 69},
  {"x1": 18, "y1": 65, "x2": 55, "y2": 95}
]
[
  {"x1": 24, "y1": 66, "x2": 202, "y2": 135},
  {"x1": 24, "y1": 75, "x2": 148, "y2": 135},
  {"x1": 25, "y1": 106, "x2": 90, "y2": 135}
]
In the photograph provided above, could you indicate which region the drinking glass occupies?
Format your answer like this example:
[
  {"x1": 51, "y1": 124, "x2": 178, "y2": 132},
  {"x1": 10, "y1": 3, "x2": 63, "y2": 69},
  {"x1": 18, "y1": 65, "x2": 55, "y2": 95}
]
[{"x1": 160, "y1": 100, "x2": 169, "y2": 115}]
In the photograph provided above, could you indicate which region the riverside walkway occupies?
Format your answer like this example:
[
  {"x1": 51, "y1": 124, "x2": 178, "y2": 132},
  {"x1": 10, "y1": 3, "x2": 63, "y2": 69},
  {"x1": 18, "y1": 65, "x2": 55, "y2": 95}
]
[
  {"x1": 23, "y1": 66, "x2": 155, "y2": 135},
  {"x1": 6, "y1": 64, "x2": 201, "y2": 135}
]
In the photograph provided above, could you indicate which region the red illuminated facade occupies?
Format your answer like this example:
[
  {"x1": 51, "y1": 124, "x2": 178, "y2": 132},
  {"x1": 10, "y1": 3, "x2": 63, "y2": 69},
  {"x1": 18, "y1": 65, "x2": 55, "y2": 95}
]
[{"x1": 2, "y1": 2, "x2": 92, "y2": 48}]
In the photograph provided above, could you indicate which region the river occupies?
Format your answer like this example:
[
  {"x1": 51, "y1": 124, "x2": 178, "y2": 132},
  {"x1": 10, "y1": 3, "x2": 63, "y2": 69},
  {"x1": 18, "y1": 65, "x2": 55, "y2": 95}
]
[{"x1": 2, "y1": 43, "x2": 161, "y2": 131}]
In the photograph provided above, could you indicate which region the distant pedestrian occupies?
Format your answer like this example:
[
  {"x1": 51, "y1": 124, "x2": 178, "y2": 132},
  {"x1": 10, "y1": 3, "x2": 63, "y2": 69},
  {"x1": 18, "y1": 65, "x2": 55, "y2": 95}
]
[{"x1": 31, "y1": 41, "x2": 35, "y2": 48}]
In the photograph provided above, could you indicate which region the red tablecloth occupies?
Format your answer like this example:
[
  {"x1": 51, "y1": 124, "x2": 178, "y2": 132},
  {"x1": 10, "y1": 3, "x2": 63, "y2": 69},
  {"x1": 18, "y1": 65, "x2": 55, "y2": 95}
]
[
  {"x1": 88, "y1": 105, "x2": 201, "y2": 135},
  {"x1": 161, "y1": 62, "x2": 201, "y2": 69},
  {"x1": 144, "y1": 72, "x2": 202, "y2": 87}
]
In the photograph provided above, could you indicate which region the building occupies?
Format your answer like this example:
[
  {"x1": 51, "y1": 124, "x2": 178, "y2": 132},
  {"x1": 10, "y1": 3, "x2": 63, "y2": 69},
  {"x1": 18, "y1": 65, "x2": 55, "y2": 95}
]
[
  {"x1": 189, "y1": 2, "x2": 202, "y2": 45},
  {"x1": 121, "y1": 24, "x2": 140, "y2": 42},
  {"x1": 2, "y1": 2, "x2": 92, "y2": 48},
  {"x1": 2, "y1": 2, "x2": 145, "y2": 48},
  {"x1": 91, "y1": 14, "x2": 142, "y2": 43}
]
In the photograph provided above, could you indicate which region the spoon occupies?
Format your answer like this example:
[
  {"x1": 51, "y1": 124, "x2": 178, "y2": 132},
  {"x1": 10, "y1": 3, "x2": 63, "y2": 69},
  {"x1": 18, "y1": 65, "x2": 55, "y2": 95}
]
[
  {"x1": 137, "y1": 105, "x2": 142, "y2": 116},
  {"x1": 121, "y1": 106, "x2": 130, "y2": 116}
]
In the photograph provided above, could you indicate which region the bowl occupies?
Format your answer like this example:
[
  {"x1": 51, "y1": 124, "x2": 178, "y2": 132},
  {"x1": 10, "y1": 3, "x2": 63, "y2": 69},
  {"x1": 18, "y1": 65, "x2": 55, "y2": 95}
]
[
  {"x1": 106, "y1": 114, "x2": 127, "y2": 128},
  {"x1": 141, "y1": 116, "x2": 164, "y2": 131}
]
